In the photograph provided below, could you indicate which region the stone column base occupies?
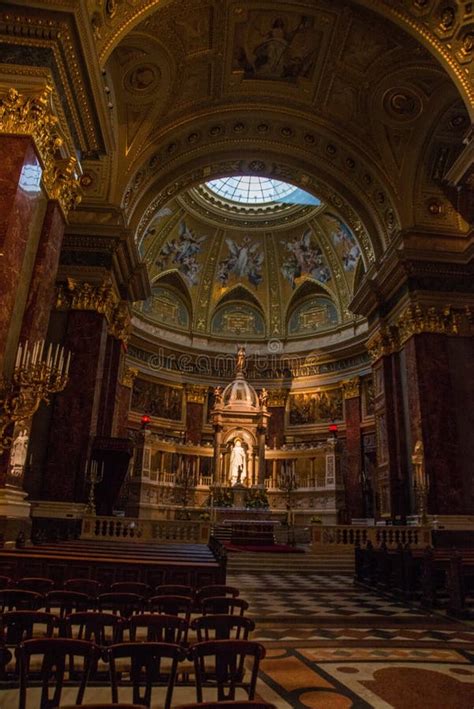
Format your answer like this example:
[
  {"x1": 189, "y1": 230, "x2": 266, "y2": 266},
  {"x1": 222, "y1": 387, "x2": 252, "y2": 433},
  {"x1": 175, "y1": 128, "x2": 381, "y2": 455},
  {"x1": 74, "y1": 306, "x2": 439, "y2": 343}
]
[{"x1": 0, "y1": 486, "x2": 32, "y2": 546}]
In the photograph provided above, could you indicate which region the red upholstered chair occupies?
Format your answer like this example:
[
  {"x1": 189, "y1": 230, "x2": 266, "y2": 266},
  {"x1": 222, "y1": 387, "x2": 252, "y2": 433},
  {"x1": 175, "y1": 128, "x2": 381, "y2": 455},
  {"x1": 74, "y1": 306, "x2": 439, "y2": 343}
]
[
  {"x1": 201, "y1": 597, "x2": 249, "y2": 617},
  {"x1": 189, "y1": 640, "x2": 265, "y2": 702},
  {"x1": 174, "y1": 703, "x2": 276, "y2": 709},
  {"x1": 127, "y1": 613, "x2": 188, "y2": 645},
  {"x1": 110, "y1": 581, "x2": 152, "y2": 597},
  {"x1": 16, "y1": 637, "x2": 100, "y2": 709},
  {"x1": 191, "y1": 615, "x2": 255, "y2": 642},
  {"x1": 64, "y1": 578, "x2": 102, "y2": 597},
  {"x1": 16, "y1": 577, "x2": 55, "y2": 594},
  {"x1": 105, "y1": 641, "x2": 186, "y2": 709},
  {"x1": 195, "y1": 585, "x2": 240, "y2": 605},
  {"x1": 0, "y1": 589, "x2": 44, "y2": 611}
]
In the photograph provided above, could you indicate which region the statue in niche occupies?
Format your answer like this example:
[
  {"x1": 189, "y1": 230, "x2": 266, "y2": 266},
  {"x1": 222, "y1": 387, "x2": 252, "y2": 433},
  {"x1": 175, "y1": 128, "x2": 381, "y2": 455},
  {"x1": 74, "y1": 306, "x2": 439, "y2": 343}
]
[
  {"x1": 10, "y1": 429, "x2": 29, "y2": 478},
  {"x1": 229, "y1": 439, "x2": 247, "y2": 486},
  {"x1": 259, "y1": 388, "x2": 269, "y2": 408},
  {"x1": 236, "y1": 345, "x2": 246, "y2": 374},
  {"x1": 214, "y1": 386, "x2": 223, "y2": 405}
]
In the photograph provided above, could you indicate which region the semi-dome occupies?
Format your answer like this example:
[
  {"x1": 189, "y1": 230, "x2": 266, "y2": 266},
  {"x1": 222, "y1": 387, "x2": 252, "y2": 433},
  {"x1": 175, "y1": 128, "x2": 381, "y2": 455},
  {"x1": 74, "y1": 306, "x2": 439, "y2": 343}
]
[{"x1": 222, "y1": 372, "x2": 259, "y2": 410}]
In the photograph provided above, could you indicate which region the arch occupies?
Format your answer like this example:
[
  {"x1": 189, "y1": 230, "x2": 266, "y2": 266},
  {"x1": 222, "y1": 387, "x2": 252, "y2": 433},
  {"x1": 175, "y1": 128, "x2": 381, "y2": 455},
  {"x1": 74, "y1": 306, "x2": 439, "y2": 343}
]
[
  {"x1": 285, "y1": 281, "x2": 339, "y2": 337},
  {"x1": 152, "y1": 270, "x2": 193, "y2": 314},
  {"x1": 215, "y1": 284, "x2": 264, "y2": 312},
  {"x1": 141, "y1": 269, "x2": 193, "y2": 331}
]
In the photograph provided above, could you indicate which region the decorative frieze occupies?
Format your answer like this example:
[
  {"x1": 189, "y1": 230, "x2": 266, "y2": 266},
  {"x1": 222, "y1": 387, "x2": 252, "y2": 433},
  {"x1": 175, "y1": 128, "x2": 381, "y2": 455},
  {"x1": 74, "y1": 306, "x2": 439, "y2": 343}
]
[
  {"x1": 0, "y1": 86, "x2": 81, "y2": 218},
  {"x1": 266, "y1": 389, "x2": 288, "y2": 407},
  {"x1": 367, "y1": 304, "x2": 472, "y2": 362},
  {"x1": 120, "y1": 366, "x2": 138, "y2": 389},
  {"x1": 55, "y1": 278, "x2": 131, "y2": 343}
]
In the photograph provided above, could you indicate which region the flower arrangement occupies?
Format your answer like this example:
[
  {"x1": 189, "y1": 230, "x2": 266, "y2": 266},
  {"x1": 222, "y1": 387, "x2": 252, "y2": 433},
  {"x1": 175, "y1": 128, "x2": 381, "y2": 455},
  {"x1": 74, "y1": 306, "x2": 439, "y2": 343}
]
[
  {"x1": 245, "y1": 489, "x2": 270, "y2": 509},
  {"x1": 213, "y1": 489, "x2": 233, "y2": 507}
]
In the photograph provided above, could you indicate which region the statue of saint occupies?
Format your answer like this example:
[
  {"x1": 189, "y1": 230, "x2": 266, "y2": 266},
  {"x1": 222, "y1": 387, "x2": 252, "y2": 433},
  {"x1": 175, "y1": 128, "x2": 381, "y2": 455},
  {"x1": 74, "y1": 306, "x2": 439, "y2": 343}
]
[
  {"x1": 214, "y1": 385, "x2": 223, "y2": 405},
  {"x1": 10, "y1": 429, "x2": 29, "y2": 477},
  {"x1": 229, "y1": 439, "x2": 246, "y2": 486},
  {"x1": 236, "y1": 346, "x2": 246, "y2": 374},
  {"x1": 259, "y1": 387, "x2": 269, "y2": 408},
  {"x1": 411, "y1": 439, "x2": 425, "y2": 488}
]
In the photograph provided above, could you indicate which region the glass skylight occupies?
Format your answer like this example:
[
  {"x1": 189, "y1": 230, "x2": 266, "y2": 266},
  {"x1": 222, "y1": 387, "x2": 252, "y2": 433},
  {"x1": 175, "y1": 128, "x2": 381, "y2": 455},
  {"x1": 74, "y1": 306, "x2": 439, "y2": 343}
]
[{"x1": 206, "y1": 175, "x2": 320, "y2": 206}]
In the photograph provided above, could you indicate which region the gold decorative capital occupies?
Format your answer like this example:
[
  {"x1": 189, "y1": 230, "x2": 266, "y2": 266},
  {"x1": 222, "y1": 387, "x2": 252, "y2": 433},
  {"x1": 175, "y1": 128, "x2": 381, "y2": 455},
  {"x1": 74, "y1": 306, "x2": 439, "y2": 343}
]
[
  {"x1": 367, "y1": 325, "x2": 399, "y2": 363},
  {"x1": 342, "y1": 377, "x2": 360, "y2": 400},
  {"x1": 267, "y1": 389, "x2": 288, "y2": 407},
  {"x1": 55, "y1": 278, "x2": 131, "y2": 343},
  {"x1": 185, "y1": 385, "x2": 207, "y2": 404},
  {"x1": 0, "y1": 86, "x2": 81, "y2": 219},
  {"x1": 121, "y1": 365, "x2": 138, "y2": 389}
]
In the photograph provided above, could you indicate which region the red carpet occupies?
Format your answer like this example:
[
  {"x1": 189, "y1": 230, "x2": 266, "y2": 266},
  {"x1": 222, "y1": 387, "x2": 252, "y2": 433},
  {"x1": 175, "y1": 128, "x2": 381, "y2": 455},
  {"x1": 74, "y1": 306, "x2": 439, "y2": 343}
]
[{"x1": 223, "y1": 542, "x2": 305, "y2": 553}]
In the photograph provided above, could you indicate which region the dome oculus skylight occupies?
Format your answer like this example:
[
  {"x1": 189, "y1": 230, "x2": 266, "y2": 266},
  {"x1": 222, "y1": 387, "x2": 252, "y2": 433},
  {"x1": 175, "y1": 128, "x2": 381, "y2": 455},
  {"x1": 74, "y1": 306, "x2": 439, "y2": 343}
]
[{"x1": 206, "y1": 175, "x2": 320, "y2": 206}]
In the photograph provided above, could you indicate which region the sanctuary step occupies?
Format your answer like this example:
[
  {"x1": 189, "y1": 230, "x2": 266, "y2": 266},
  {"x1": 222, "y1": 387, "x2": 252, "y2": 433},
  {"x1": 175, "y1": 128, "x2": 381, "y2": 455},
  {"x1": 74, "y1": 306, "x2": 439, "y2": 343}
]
[{"x1": 226, "y1": 548, "x2": 354, "y2": 574}]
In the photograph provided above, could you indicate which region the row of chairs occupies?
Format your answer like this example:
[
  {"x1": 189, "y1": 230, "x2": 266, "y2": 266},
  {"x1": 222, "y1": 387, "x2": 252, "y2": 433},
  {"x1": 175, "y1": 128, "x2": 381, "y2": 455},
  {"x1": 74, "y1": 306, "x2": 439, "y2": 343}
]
[
  {"x1": 0, "y1": 577, "x2": 237, "y2": 601},
  {"x1": 0, "y1": 611, "x2": 255, "y2": 648},
  {"x1": 12, "y1": 637, "x2": 267, "y2": 709}
]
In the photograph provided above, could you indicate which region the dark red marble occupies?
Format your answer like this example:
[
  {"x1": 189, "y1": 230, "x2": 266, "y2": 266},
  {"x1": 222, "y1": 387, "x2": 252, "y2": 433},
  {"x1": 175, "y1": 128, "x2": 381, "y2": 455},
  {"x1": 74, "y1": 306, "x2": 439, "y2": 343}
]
[
  {"x1": 113, "y1": 380, "x2": 132, "y2": 438},
  {"x1": 267, "y1": 406, "x2": 285, "y2": 447},
  {"x1": 186, "y1": 402, "x2": 204, "y2": 444},
  {"x1": 0, "y1": 136, "x2": 45, "y2": 373},
  {"x1": 344, "y1": 395, "x2": 364, "y2": 519},
  {"x1": 404, "y1": 334, "x2": 468, "y2": 515},
  {"x1": 97, "y1": 336, "x2": 122, "y2": 438},
  {"x1": 20, "y1": 201, "x2": 65, "y2": 344},
  {"x1": 41, "y1": 311, "x2": 108, "y2": 501}
]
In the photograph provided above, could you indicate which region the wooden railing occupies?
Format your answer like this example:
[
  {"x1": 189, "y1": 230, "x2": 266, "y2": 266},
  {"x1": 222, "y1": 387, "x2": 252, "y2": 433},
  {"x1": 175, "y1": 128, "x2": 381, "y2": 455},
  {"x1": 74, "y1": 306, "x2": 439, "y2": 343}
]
[
  {"x1": 311, "y1": 524, "x2": 432, "y2": 551},
  {"x1": 81, "y1": 516, "x2": 211, "y2": 544}
]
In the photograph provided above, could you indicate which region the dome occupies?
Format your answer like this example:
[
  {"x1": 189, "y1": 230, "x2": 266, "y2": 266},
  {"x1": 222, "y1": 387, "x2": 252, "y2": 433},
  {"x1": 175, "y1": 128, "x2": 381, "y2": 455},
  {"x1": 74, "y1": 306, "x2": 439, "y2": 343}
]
[
  {"x1": 135, "y1": 175, "x2": 370, "y2": 351},
  {"x1": 222, "y1": 373, "x2": 259, "y2": 410}
]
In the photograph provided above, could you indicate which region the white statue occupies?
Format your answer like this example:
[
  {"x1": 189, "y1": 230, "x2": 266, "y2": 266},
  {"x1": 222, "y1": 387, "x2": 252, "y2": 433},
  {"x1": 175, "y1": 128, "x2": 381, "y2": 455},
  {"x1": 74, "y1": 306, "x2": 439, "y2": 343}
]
[
  {"x1": 10, "y1": 429, "x2": 29, "y2": 477},
  {"x1": 229, "y1": 439, "x2": 246, "y2": 486}
]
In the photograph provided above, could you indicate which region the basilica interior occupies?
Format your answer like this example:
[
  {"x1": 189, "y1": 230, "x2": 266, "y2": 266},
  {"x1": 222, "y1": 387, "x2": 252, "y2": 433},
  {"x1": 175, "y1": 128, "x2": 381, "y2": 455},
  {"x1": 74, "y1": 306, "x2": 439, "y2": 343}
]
[{"x1": 0, "y1": 1, "x2": 473, "y2": 707}]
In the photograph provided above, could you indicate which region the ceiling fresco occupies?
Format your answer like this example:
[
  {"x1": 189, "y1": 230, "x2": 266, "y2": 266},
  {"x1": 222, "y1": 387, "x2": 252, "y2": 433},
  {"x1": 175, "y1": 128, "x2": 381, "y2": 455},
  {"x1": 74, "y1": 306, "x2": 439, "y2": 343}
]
[{"x1": 135, "y1": 179, "x2": 366, "y2": 342}]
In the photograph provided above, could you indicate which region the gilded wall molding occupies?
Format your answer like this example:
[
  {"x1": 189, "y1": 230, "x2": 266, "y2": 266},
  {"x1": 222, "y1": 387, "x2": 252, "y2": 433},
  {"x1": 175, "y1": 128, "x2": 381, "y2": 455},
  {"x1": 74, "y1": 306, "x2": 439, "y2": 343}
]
[
  {"x1": 342, "y1": 377, "x2": 360, "y2": 400},
  {"x1": 121, "y1": 365, "x2": 138, "y2": 389},
  {"x1": 0, "y1": 86, "x2": 81, "y2": 219},
  {"x1": 267, "y1": 389, "x2": 288, "y2": 408},
  {"x1": 185, "y1": 385, "x2": 208, "y2": 404},
  {"x1": 367, "y1": 303, "x2": 472, "y2": 362},
  {"x1": 55, "y1": 277, "x2": 131, "y2": 343}
]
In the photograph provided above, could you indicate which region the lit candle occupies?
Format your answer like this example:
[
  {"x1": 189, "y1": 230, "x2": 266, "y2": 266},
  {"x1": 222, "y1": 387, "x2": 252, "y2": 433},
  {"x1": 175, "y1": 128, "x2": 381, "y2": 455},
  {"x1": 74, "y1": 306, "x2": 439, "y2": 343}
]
[
  {"x1": 15, "y1": 344, "x2": 22, "y2": 369},
  {"x1": 65, "y1": 351, "x2": 71, "y2": 375},
  {"x1": 46, "y1": 343, "x2": 52, "y2": 367},
  {"x1": 39, "y1": 339, "x2": 44, "y2": 363}
]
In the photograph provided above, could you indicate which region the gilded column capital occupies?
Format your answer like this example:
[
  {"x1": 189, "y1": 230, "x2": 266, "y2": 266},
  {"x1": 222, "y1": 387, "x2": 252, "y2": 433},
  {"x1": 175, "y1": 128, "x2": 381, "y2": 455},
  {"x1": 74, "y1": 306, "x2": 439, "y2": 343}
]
[
  {"x1": 55, "y1": 278, "x2": 131, "y2": 343},
  {"x1": 342, "y1": 377, "x2": 360, "y2": 400},
  {"x1": 121, "y1": 365, "x2": 138, "y2": 389},
  {"x1": 367, "y1": 325, "x2": 399, "y2": 363},
  {"x1": 266, "y1": 389, "x2": 288, "y2": 407},
  {"x1": 0, "y1": 86, "x2": 81, "y2": 218},
  {"x1": 397, "y1": 303, "x2": 462, "y2": 346},
  {"x1": 185, "y1": 385, "x2": 207, "y2": 404}
]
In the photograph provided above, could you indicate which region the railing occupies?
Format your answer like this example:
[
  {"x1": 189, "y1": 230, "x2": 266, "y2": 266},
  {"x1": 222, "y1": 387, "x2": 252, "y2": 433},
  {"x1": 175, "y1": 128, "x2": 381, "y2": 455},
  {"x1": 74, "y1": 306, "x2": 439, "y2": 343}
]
[
  {"x1": 311, "y1": 524, "x2": 432, "y2": 551},
  {"x1": 81, "y1": 516, "x2": 211, "y2": 544}
]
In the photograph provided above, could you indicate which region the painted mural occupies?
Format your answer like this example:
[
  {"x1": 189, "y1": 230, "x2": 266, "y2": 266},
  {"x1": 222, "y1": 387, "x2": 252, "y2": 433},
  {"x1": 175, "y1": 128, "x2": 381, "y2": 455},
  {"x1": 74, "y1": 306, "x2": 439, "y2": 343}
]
[
  {"x1": 218, "y1": 236, "x2": 264, "y2": 287},
  {"x1": 323, "y1": 213, "x2": 361, "y2": 272},
  {"x1": 141, "y1": 207, "x2": 173, "y2": 254},
  {"x1": 289, "y1": 389, "x2": 343, "y2": 425},
  {"x1": 281, "y1": 228, "x2": 331, "y2": 289},
  {"x1": 288, "y1": 296, "x2": 338, "y2": 335},
  {"x1": 142, "y1": 286, "x2": 190, "y2": 330},
  {"x1": 131, "y1": 378, "x2": 183, "y2": 421},
  {"x1": 155, "y1": 220, "x2": 206, "y2": 286},
  {"x1": 211, "y1": 303, "x2": 265, "y2": 337},
  {"x1": 233, "y1": 11, "x2": 319, "y2": 82}
]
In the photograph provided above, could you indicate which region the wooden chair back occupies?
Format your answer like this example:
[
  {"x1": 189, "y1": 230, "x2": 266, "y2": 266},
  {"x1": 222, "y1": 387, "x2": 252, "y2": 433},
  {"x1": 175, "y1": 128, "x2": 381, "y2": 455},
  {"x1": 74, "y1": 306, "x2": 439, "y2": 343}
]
[
  {"x1": 106, "y1": 641, "x2": 186, "y2": 709},
  {"x1": 189, "y1": 639, "x2": 265, "y2": 702},
  {"x1": 174, "y1": 702, "x2": 276, "y2": 709},
  {"x1": 0, "y1": 589, "x2": 44, "y2": 611},
  {"x1": 191, "y1": 614, "x2": 255, "y2": 641},
  {"x1": 148, "y1": 594, "x2": 193, "y2": 623},
  {"x1": 65, "y1": 611, "x2": 124, "y2": 645},
  {"x1": 46, "y1": 590, "x2": 90, "y2": 618},
  {"x1": 16, "y1": 637, "x2": 99, "y2": 709},
  {"x1": 64, "y1": 578, "x2": 102, "y2": 597},
  {"x1": 110, "y1": 581, "x2": 151, "y2": 597},
  {"x1": 154, "y1": 584, "x2": 194, "y2": 598},
  {"x1": 201, "y1": 597, "x2": 249, "y2": 617},
  {"x1": 16, "y1": 577, "x2": 55, "y2": 594},
  {"x1": 195, "y1": 585, "x2": 240, "y2": 604},
  {"x1": 98, "y1": 592, "x2": 144, "y2": 618},
  {"x1": 1, "y1": 610, "x2": 56, "y2": 645},
  {"x1": 128, "y1": 613, "x2": 188, "y2": 644}
]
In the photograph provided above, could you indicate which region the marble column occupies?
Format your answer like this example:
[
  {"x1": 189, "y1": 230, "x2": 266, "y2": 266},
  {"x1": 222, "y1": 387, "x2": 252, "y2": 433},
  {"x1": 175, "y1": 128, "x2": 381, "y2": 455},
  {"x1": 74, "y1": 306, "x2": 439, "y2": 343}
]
[
  {"x1": 213, "y1": 425, "x2": 222, "y2": 484},
  {"x1": 402, "y1": 333, "x2": 474, "y2": 515},
  {"x1": 0, "y1": 136, "x2": 47, "y2": 377},
  {"x1": 41, "y1": 310, "x2": 108, "y2": 502},
  {"x1": 257, "y1": 426, "x2": 266, "y2": 487},
  {"x1": 343, "y1": 379, "x2": 365, "y2": 520}
]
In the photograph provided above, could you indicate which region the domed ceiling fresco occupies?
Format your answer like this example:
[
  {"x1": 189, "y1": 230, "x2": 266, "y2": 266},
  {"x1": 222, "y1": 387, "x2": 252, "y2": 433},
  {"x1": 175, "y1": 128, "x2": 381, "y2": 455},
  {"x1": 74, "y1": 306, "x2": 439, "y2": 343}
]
[{"x1": 135, "y1": 177, "x2": 368, "y2": 344}]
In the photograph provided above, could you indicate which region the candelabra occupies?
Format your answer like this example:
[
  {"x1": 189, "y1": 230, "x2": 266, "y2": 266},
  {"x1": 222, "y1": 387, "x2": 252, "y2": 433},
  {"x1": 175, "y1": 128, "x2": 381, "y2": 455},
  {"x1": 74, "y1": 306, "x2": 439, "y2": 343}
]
[
  {"x1": 0, "y1": 339, "x2": 71, "y2": 451},
  {"x1": 278, "y1": 460, "x2": 298, "y2": 545},
  {"x1": 85, "y1": 459, "x2": 104, "y2": 516},
  {"x1": 175, "y1": 457, "x2": 194, "y2": 513}
]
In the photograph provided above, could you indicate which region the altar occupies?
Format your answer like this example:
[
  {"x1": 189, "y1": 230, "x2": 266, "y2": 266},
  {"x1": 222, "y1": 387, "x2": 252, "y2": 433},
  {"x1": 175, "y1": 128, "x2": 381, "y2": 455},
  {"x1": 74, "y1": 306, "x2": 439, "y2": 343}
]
[{"x1": 222, "y1": 519, "x2": 278, "y2": 546}]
